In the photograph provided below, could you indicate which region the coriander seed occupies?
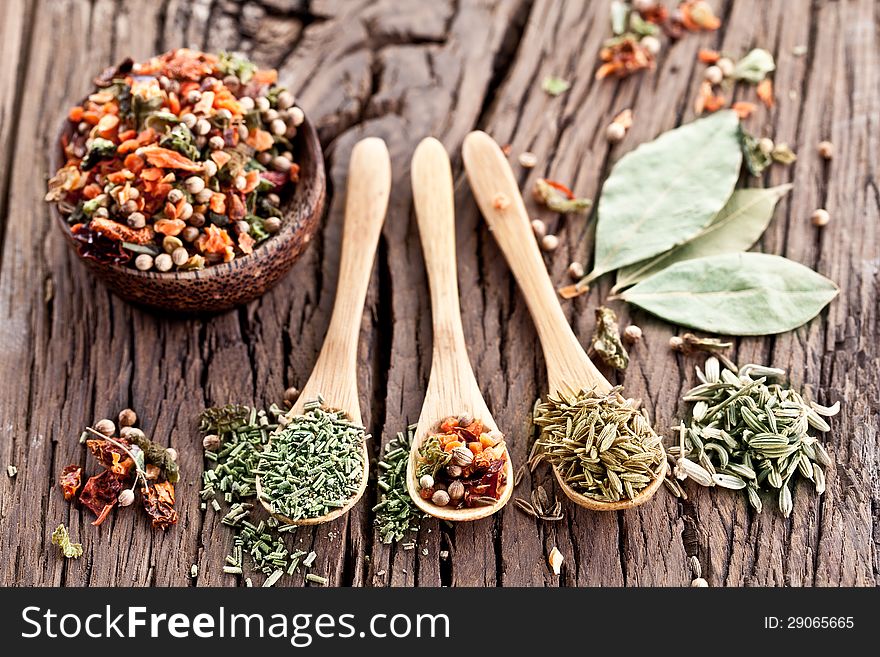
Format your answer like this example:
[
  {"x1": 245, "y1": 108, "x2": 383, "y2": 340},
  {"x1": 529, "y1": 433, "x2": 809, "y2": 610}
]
[
  {"x1": 118, "y1": 409, "x2": 137, "y2": 427},
  {"x1": 605, "y1": 121, "x2": 626, "y2": 143},
  {"x1": 624, "y1": 324, "x2": 643, "y2": 343},
  {"x1": 531, "y1": 218, "x2": 547, "y2": 239},
  {"x1": 540, "y1": 234, "x2": 559, "y2": 252},
  {"x1": 95, "y1": 419, "x2": 116, "y2": 436},
  {"x1": 811, "y1": 208, "x2": 830, "y2": 227}
]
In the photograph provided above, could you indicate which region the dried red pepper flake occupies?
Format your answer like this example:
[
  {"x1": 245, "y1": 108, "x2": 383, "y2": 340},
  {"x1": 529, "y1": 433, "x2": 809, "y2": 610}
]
[
  {"x1": 86, "y1": 438, "x2": 134, "y2": 475},
  {"x1": 596, "y1": 36, "x2": 655, "y2": 80},
  {"x1": 679, "y1": 0, "x2": 721, "y2": 31},
  {"x1": 60, "y1": 465, "x2": 83, "y2": 501},
  {"x1": 141, "y1": 481, "x2": 178, "y2": 531},
  {"x1": 79, "y1": 469, "x2": 131, "y2": 525}
]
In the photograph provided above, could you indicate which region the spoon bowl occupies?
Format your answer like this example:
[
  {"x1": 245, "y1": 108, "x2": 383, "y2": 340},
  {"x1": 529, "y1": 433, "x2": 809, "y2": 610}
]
[
  {"x1": 406, "y1": 137, "x2": 514, "y2": 522},
  {"x1": 462, "y1": 130, "x2": 666, "y2": 512},
  {"x1": 256, "y1": 137, "x2": 391, "y2": 526}
]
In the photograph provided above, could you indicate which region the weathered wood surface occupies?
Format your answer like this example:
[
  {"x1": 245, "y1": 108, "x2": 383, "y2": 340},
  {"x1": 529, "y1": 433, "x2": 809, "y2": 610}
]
[{"x1": 0, "y1": 0, "x2": 877, "y2": 587}]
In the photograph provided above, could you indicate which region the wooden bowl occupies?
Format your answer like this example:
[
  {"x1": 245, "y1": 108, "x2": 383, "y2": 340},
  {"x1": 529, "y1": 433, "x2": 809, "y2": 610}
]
[{"x1": 49, "y1": 115, "x2": 325, "y2": 313}]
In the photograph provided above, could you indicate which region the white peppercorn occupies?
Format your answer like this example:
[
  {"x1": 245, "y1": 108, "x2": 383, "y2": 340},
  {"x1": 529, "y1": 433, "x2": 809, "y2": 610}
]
[
  {"x1": 185, "y1": 176, "x2": 205, "y2": 194},
  {"x1": 691, "y1": 577, "x2": 709, "y2": 587},
  {"x1": 624, "y1": 325, "x2": 643, "y2": 343},
  {"x1": 641, "y1": 35, "x2": 661, "y2": 56},
  {"x1": 289, "y1": 106, "x2": 305, "y2": 127},
  {"x1": 209, "y1": 135, "x2": 225, "y2": 150},
  {"x1": 127, "y1": 212, "x2": 146, "y2": 229},
  {"x1": 276, "y1": 90, "x2": 295, "y2": 109},
  {"x1": 215, "y1": 108, "x2": 233, "y2": 122},
  {"x1": 194, "y1": 188, "x2": 213, "y2": 204},
  {"x1": 235, "y1": 220, "x2": 250, "y2": 235},
  {"x1": 202, "y1": 434, "x2": 221, "y2": 451},
  {"x1": 234, "y1": 175, "x2": 247, "y2": 190},
  {"x1": 177, "y1": 202, "x2": 193, "y2": 221},
  {"x1": 272, "y1": 155, "x2": 292, "y2": 172},
  {"x1": 195, "y1": 118, "x2": 212, "y2": 135},
  {"x1": 531, "y1": 218, "x2": 547, "y2": 239},
  {"x1": 817, "y1": 140, "x2": 833, "y2": 160},
  {"x1": 181, "y1": 226, "x2": 200, "y2": 243},
  {"x1": 606, "y1": 121, "x2": 626, "y2": 143},
  {"x1": 117, "y1": 489, "x2": 135, "y2": 507},
  {"x1": 239, "y1": 96, "x2": 255, "y2": 111},
  {"x1": 166, "y1": 448, "x2": 178, "y2": 462},
  {"x1": 419, "y1": 474, "x2": 435, "y2": 489},
  {"x1": 446, "y1": 464, "x2": 463, "y2": 479},
  {"x1": 567, "y1": 261, "x2": 585, "y2": 280},
  {"x1": 255, "y1": 96, "x2": 270, "y2": 112},
  {"x1": 154, "y1": 253, "x2": 173, "y2": 272},
  {"x1": 171, "y1": 247, "x2": 190, "y2": 266},
  {"x1": 135, "y1": 254, "x2": 154, "y2": 271},
  {"x1": 264, "y1": 217, "x2": 282, "y2": 234},
  {"x1": 202, "y1": 160, "x2": 218, "y2": 177},
  {"x1": 167, "y1": 188, "x2": 185, "y2": 204},
  {"x1": 704, "y1": 65, "x2": 723, "y2": 84},
  {"x1": 186, "y1": 90, "x2": 201, "y2": 104},
  {"x1": 716, "y1": 57, "x2": 735, "y2": 77},
  {"x1": 120, "y1": 426, "x2": 145, "y2": 441},
  {"x1": 264, "y1": 108, "x2": 279, "y2": 122},
  {"x1": 518, "y1": 151, "x2": 538, "y2": 168},
  {"x1": 758, "y1": 137, "x2": 775, "y2": 156},
  {"x1": 270, "y1": 118, "x2": 287, "y2": 135},
  {"x1": 181, "y1": 113, "x2": 197, "y2": 129}
]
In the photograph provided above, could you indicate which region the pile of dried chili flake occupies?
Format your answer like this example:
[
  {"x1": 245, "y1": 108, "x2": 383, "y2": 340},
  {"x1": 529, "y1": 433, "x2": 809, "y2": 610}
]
[
  {"x1": 59, "y1": 410, "x2": 179, "y2": 530},
  {"x1": 46, "y1": 49, "x2": 303, "y2": 272},
  {"x1": 415, "y1": 416, "x2": 508, "y2": 509}
]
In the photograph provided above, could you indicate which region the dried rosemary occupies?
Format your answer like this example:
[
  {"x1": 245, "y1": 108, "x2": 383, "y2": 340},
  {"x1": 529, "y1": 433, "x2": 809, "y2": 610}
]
[
  {"x1": 374, "y1": 424, "x2": 422, "y2": 543},
  {"x1": 256, "y1": 399, "x2": 367, "y2": 521},
  {"x1": 667, "y1": 356, "x2": 838, "y2": 516},
  {"x1": 533, "y1": 387, "x2": 664, "y2": 503}
]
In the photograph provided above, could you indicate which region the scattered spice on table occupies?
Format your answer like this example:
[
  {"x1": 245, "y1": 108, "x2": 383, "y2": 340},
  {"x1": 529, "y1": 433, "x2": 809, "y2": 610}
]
[
  {"x1": 374, "y1": 424, "x2": 422, "y2": 544},
  {"x1": 415, "y1": 416, "x2": 508, "y2": 509},
  {"x1": 199, "y1": 403, "x2": 327, "y2": 586},
  {"x1": 533, "y1": 387, "x2": 664, "y2": 503},
  {"x1": 257, "y1": 398, "x2": 367, "y2": 521},
  {"x1": 58, "y1": 410, "x2": 179, "y2": 530},
  {"x1": 541, "y1": 75, "x2": 571, "y2": 96},
  {"x1": 51, "y1": 524, "x2": 83, "y2": 559},
  {"x1": 548, "y1": 546, "x2": 564, "y2": 575},
  {"x1": 513, "y1": 484, "x2": 563, "y2": 521},
  {"x1": 46, "y1": 49, "x2": 304, "y2": 271},
  {"x1": 695, "y1": 47, "x2": 776, "y2": 117},
  {"x1": 596, "y1": 1, "x2": 722, "y2": 81},
  {"x1": 532, "y1": 178, "x2": 591, "y2": 214},
  {"x1": 665, "y1": 356, "x2": 838, "y2": 516},
  {"x1": 6, "y1": 465, "x2": 17, "y2": 478},
  {"x1": 589, "y1": 306, "x2": 629, "y2": 371}
]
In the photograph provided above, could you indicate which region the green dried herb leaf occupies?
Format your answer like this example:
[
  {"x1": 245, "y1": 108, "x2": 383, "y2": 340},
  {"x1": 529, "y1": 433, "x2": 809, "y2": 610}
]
[
  {"x1": 51, "y1": 524, "x2": 83, "y2": 559},
  {"x1": 584, "y1": 111, "x2": 742, "y2": 284},
  {"x1": 770, "y1": 143, "x2": 797, "y2": 164},
  {"x1": 741, "y1": 131, "x2": 772, "y2": 176},
  {"x1": 732, "y1": 48, "x2": 776, "y2": 83},
  {"x1": 590, "y1": 306, "x2": 629, "y2": 371},
  {"x1": 542, "y1": 75, "x2": 571, "y2": 96},
  {"x1": 615, "y1": 185, "x2": 792, "y2": 290},
  {"x1": 619, "y1": 252, "x2": 838, "y2": 335},
  {"x1": 610, "y1": 0, "x2": 629, "y2": 35}
]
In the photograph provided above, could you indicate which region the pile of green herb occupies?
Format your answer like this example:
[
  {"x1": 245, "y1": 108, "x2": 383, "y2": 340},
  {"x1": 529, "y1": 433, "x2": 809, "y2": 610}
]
[
  {"x1": 256, "y1": 399, "x2": 367, "y2": 521},
  {"x1": 199, "y1": 404, "x2": 326, "y2": 586},
  {"x1": 373, "y1": 424, "x2": 422, "y2": 544},
  {"x1": 564, "y1": 111, "x2": 838, "y2": 336},
  {"x1": 533, "y1": 387, "x2": 664, "y2": 503},
  {"x1": 666, "y1": 356, "x2": 838, "y2": 516}
]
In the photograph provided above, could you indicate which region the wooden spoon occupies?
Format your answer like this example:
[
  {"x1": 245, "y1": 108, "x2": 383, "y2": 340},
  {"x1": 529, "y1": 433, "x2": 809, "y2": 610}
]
[
  {"x1": 405, "y1": 137, "x2": 515, "y2": 521},
  {"x1": 461, "y1": 130, "x2": 666, "y2": 511},
  {"x1": 257, "y1": 137, "x2": 392, "y2": 525}
]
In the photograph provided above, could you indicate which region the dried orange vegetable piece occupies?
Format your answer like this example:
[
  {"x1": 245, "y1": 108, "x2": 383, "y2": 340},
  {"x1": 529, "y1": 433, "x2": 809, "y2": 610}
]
[
  {"x1": 732, "y1": 101, "x2": 757, "y2": 119},
  {"x1": 246, "y1": 128, "x2": 274, "y2": 152},
  {"x1": 756, "y1": 79, "x2": 775, "y2": 108},
  {"x1": 90, "y1": 217, "x2": 155, "y2": 244},
  {"x1": 140, "y1": 145, "x2": 202, "y2": 171},
  {"x1": 698, "y1": 49, "x2": 720, "y2": 64},
  {"x1": 154, "y1": 218, "x2": 186, "y2": 236}
]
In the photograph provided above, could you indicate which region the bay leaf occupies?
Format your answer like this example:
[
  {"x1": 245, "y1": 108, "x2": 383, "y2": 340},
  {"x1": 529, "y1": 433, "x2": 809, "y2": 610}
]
[
  {"x1": 614, "y1": 184, "x2": 792, "y2": 290},
  {"x1": 618, "y1": 252, "x2": 838, "y2": 335},
  {"x1": 585, "y1": 110, "x2": 742, "y2": 284}
]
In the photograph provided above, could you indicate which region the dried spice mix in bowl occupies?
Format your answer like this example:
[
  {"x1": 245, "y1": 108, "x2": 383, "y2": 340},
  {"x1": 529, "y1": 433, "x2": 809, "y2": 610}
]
[
  {"x1": 48, "y1": 49, "x2": 302, "y2": 270},
  {"x1": 45, "y1": 49, "x2": 325, "y2": 311}
]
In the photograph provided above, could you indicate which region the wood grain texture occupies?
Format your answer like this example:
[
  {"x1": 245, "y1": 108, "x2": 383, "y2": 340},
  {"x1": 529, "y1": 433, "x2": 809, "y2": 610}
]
[{"x1": 0, "y1": 0, "x2": 876, "y2": 587}]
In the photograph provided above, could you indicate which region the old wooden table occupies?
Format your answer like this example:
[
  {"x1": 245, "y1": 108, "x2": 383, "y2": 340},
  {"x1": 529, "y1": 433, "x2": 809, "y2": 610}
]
[{"x1": 1, "y1": 0, "x2": 877, "y2": 587}]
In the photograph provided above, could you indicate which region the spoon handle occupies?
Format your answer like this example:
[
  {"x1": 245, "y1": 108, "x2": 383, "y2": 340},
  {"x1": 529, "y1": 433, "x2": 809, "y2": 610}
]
[
  {"x1": 298, "y1": 137, "x2": 391, "y2": 421},
  {"x1": 411, "y1": 137, "x2": 489, "y2": 418},
  {"x1": 462, "y1": 130, "x2": 609, "y2": 395}
]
